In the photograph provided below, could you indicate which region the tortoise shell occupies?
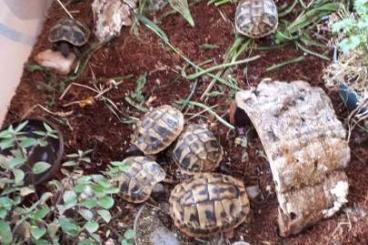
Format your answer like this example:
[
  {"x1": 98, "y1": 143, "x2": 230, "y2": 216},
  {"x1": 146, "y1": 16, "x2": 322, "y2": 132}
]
[
  {"x1": 118, "y1": 156, "x2": 166, "y2": 203},
  {"x1": 235, "y1": 0, "x2": 278, "y2": 38},
  {"x1": 48, "y1": 18, "x2": 90, "y2": 46},
  {"x1": 172, "y1": 124, "x2": 223, "y2": 174},
  {"x1": 132, "y1": 105, "x2": 185, "y2": 155},
  {"x1": 169, "y1": 173, "x2": 250, "y2": 237}
]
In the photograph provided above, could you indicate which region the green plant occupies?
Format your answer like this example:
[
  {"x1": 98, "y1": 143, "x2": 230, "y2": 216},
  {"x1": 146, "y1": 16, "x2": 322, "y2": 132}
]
[
  {"x1": 120, "y1": 229, "x2": 135, "y2": 245},
  {"x1": 0, "y1": 121, "x2": 123, "y2": 244},
  {"x1": 0, "y1": 121, "x2": 58, "y2": 244},
  {"x1": 333, "y1": 0, "x2": 368, "y2": 54},
  {"x1": 168, "y1": 0, "x2": 195, "y2": 26}
]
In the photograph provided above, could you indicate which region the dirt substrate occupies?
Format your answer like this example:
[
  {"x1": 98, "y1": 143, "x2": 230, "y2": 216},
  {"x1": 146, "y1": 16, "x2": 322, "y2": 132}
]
[{"x1": 4, "y1": 0, "x2": 368, "y2": 244}]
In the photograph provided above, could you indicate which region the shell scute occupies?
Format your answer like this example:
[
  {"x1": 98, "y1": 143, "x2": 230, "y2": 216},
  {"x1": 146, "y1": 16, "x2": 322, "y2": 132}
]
[
  {"x1": 48, "y1": 18, "x2": 90, "y2": 46},
  {"x1": 117, "y1": 156, "x2": 165, "y2": 203},
  {"x1": 169, "y1": 173, "x2": 250, "y2": 237},
  {"x1": 173, "y1": 124, "x2": 223, "y2": 174},
  {"x1": 132, "y1": 105, "x2": 184, "y2": 154},
  {"x1": 235, "y1": 0, "x2": 278, "y2": 38}
]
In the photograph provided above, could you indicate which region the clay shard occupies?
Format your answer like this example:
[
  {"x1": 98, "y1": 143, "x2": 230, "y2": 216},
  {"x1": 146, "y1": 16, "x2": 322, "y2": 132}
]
[
  {"x1": 236, "y1": 80, "x2": 350, "y2": 193},
  {"x1": 92, "y1": 0, "x2": 136, "y2": 42},
  {"x1": 235, "y1": 79, "x2": 350, "y2": 236},
  {"x1": 34, "y1": 49, "x2": 76, "y2": 75}
]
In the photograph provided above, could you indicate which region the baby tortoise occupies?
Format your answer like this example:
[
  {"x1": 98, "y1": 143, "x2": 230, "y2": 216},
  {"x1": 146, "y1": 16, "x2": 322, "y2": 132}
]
[
  {"x1": 169, "y1": 173, "x2": 250, "y2": 237},
  {"x1": 116, "y1": 156, "x2": 166, "y2": 203},
  {"x1": 131, "y1": 105, "x2": 185, "y2": 155},
  {"x1": 172, "y1": 124, "x2": 223, "y2": 174},
  {"x1": 235, "y1": 0, "x2": 278, "y2": 38},
  {"x1": 48, "y1": 18, "x2": 90, "y2": 57}
]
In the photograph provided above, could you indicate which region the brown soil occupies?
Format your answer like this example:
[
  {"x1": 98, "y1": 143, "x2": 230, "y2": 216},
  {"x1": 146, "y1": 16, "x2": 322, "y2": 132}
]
[{"x1": 4, "y1": 0, "x2": 368, "y2": 244}]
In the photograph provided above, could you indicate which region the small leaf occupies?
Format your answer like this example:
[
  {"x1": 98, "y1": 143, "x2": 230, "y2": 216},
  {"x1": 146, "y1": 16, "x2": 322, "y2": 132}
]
[
  {"x1": 81, "y1": 199, "x2": 98, "y2": 209},
  {"x1": 0, "y1": 139, "x2": 15, "y2": 150},
  {"x1": 63, "y1": 191, "x2": 77, "y2": 205},
  {"x1": 31, "y1": 226, "x2": 47, "y2": 240},
  {"x1": 62, "y1": 161, "x2": 77, "y2": 167},
  {"x1": 13, "y1": 169, "x2": 25, "y2": 184},
  {"x1": 124, "y1": 229, "x2": 135, "y2": 240},
  {"x1": 32, "y1": 162, "x2": 51, "y2": 174},
  {"x1": 84, "y1": 221, "x2": 99, "y2": 234},
  {"x1": 0, "y1": 220, "x2": 12, "y2": 244},
  {"x1": 97, "y1": 209, "x2": 111, "y2": 223},
  {"x1": 15, "y1": 121, "x2": 28, "y2": 132},
  {"x1": 20, "y1": 186, "x2": 35, "y2": 197},
  {"x1": 58, "y1": 217, "x2": 80, "y2": 236},
  {"x1": 79, "y1": 209, "x2": 94, "y2": 221},
  {"x1": 19, "y1": 138, "x2": 38, "y2": 148},
  {"x1": 32, "y1": 206, "x2": 50, "y2": 220},
  {"x1": 97, "y1": 196, "x2": 114, "y2": 209}
]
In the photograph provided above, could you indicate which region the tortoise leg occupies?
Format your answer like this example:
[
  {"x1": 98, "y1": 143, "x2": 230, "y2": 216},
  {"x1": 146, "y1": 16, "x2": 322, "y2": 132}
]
[
  {"x1": 58, "y1": 42, "x2": 72, "y2": 58},
  {"x1": 124, "y1": 145, "x2": 144, "y2": 157}
]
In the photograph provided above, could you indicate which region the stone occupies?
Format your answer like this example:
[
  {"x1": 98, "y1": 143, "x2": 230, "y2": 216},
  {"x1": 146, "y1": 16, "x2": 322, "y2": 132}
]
[
  {"x1": 92, "y1": 0, "x2": 135, "y2": 42},
  {"x1": 34, "y1": 49, "x2": 76, "y2": 75}
]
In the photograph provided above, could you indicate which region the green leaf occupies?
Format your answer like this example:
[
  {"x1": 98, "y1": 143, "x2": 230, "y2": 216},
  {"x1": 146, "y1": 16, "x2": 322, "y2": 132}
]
[
  {"x1": 34, "y1": 239, "x2": 50, "y2": 245},
  {"x1": 19, "y1": 138, "x2": 38, "y2": 148},
  {"x1": 97, "y1": 196, "x2": 114, "y2": 209},
  {"x1": 20, "y1": 186, "x2": 35, "y2": 196},
  {"x1": 13, "y1": 169, "x2": 25, "y2": 184},
  {"x1": 124, "y1": 229, "x2": 135, "y2": 240},
  {"x1": 79, "y1": 209, "x2": 94, "y2": 221},
  {"x1": 0, "y1": 139, "x2": 14, "y2": 150},
  {"x1": 84, "y1": 221, "x2": 99, "y2": 234},
  {"x1": 32, "y1": 162, "x2": 51, "y2": 174},
  {"x1": 63, "y1": 191, "x2": 77, "y2": 205},
  {"x1": 31, "y1": 226, "x2": 47, "y2": 240},
  {"x1": 97, "y1": 209, "x2": 111, "y2": 223},
  {"x1": 0, "y1": 220, "x2": 12, "y2": 244},
  {"x1": 31, "y1": 206, "x2": 50, "y2": 220},
  {"x1": 0, "y1": 129, "x2": 12, "y2": 139},
  {"x1": 168, "y1": 0, "x2": 195, "y2": 27},
  {"x1": 81, "y1": 199, "x2": 98, "y2": 209},
  {"x1": 15, "y1": 121, "x2": 28, "y2": 132},
  {"x1": 8, "y1": 157, "x2": 26, "y2": 169},
  {"x1": 0, "y1": 197, "x2": 12, "y2": 209},
  {"x1": 58, "y1": 217, "x2": 80, "y2": 236},
  {"x1": 0, "y1": 209, "x2": 8, "y2": 219},
  {"x1": 121, "y1": 240, "x2": 129, "y2": 245}
]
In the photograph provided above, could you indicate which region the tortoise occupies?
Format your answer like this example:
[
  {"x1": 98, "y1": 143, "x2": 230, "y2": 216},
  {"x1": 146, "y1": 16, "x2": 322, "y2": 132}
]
[
  {"x1": 48, "y1": 18, "x2": 90, "y2": 57},
  {"x1": 172, "y1": 124, "x2": 223, "y2": 174},
  {"x1": 115, "y1": 156, "x2": 166, "y2": 203},
  {"x1": 169, "y1": 173, "x2": 250, "y2": 237},
  {"x1": 235, "y1": 0, "x2": 278, "y2": 38},
  {"x1": 131, "y1": 105, "x2": 185, "y2": 155}
]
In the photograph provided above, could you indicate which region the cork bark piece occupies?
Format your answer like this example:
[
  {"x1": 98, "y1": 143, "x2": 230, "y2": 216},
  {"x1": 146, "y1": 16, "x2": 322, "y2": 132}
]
[{"x1": 235, "y1": 79, "x2": 350, "y2": 236}]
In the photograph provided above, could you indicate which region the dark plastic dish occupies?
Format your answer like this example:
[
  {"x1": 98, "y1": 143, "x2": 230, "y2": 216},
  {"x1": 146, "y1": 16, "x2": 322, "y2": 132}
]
[{"x1": 0, "y1": 119, "x2": 64, "y2": 185}]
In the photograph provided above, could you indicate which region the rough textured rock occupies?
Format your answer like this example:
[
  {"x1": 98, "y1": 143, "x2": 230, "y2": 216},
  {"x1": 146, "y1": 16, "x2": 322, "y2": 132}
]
[
  {"x1": 235, "y1": 79, "x2": 350, "y2": 237},
  {"x1": 92, "y1": 0, "x2": 136, "y2": 42},
  {"x1": 34, "y1": 49, "x2": 76, "y2": 75}
]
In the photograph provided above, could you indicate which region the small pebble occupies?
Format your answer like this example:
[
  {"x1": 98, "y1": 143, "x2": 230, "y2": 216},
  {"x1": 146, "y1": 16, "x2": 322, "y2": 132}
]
[
  {"x1": 246, "y1": 185, "x2": 261, "y2": 200},
  {"x1": 34, "y1": 49, "x2": 76, "y2": 75}
]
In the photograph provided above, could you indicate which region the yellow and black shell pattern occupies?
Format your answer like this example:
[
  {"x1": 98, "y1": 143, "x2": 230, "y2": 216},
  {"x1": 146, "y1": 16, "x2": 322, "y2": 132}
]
[
  {"x1": 48, "y1": 18, "x2": 90, "y2": 46},
  {"x1": 132, "y1": 105, "x2": 185, "y2": 155},
  {"x1": 169, "y1": 173, "x2": 250, "y2": 237},
  {"x1": 172, "y1": 124, "x2": 223, "y2": 174},
  {"x1": 118, "y1": 156, "x2": 166, "y2": 203},
  {"x1": 235, "y1": 0, "x2": 278, "y2": 38}
]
